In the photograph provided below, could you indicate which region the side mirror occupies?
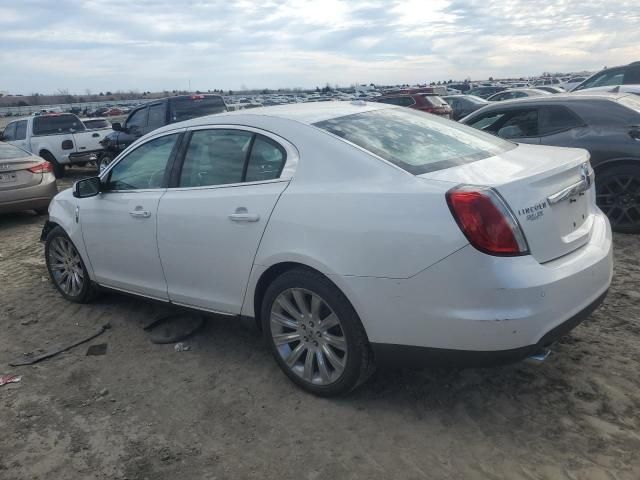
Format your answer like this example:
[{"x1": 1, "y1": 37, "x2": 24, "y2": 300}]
[
  {"x1": 111, "y1": 122, "x2": 123, "y2": 132},
  {"x1": 73, "y1": 176, "x2": 102, "y2": 198}
]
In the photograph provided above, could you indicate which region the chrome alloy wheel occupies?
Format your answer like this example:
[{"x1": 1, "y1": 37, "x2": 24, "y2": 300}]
[
  {"x1": 270, "y1": 288, "x2": 348, "y2": 386},
  {"x1": 48, "y1": 236, "x2": 85, "y2": 297}
]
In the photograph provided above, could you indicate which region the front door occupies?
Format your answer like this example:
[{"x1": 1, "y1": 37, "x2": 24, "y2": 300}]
[
  {"x1": 79, "y1": 132, "x2": 181, "y2": 298},
  {"x1": 157, "y1": 127, "x2": 291, "y2": 314}
]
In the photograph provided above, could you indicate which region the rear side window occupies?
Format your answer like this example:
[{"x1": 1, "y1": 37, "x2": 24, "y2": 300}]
[
  {"x1": 467, "y1": 108, "x2": 538, "y2": 138},
  {"x1": 147, "y1": 104, "x2": 166, "y2": 129},
  {"x1": 83, "y1": 119, "x2": 110, "y2": 129},
  {"x1": 169, "y1": 96, "x2": 227, "y2": 123},
  {"x1": 245, "y1": 136, "x2": 286, "y2": 182},
  {"x1": 314, "y1": 108, "x2": 515, "y2": 175},
  {"x1": 33, "y1": 115, "x2": 86, "y2": 136},
  {"x1": 538, "y1": 106, "x2": 582, "y2": 135},
  {"x1": 625, "y1": 65, "x2": 640, "y2": 84},
  {"x1": 179, "y1": 130, "x2": 253, "y2": 187}
]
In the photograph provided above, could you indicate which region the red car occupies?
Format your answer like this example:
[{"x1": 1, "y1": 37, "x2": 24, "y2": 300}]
[
  {"x1": 104, "y1": 108, "x2": 124, "y2": 116},
  {"x1": 374, "y1": 89, "x2": 453, "y2": 118}
]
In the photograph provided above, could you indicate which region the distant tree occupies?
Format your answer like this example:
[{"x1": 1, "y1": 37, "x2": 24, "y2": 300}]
[
  {"x1": 315, "y1": 86, "x2": 320, "y2": 92},
  {"x1": 228, "y1": 90, "x2": 233, "y2": 95},
  {"x1": 488, "y1": 77, "x2": 494, "y2": 81},
  {"x1": 99, "y1": 92, "x2": 104, "y2": 96},
  {"x1": 105, "y1": 91, "x2": 112, "y2": 96}
]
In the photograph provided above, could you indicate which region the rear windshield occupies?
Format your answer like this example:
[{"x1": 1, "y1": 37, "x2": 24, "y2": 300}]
[
  {"x1": 33, "y1": 114, "x2": 86, "y2": 136},
  {"x1": 83, "y1": 119, "x2": 110, "y2": 129},
  {"x1": 314, "y1": 107, "x2": 515, "y2": 174},
  {"x1": 0, "y1": 142, "x2": 30, "y2": 160},
  {"x1": 169, "y1": 96, "x2": 227, "y2": 123}
]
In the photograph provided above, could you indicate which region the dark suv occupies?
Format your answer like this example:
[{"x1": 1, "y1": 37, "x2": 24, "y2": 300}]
[
  {"x1": 461, "y1": 93, "x2": 640, "y2": 233},
  {"x1": 572, "y1": 61, "x2": 640, "y2": 92},
  {"x1": 374, "y1": 90, "x2": 452, "y2": 118},
  {"x1": 99, "y1": 94, "x2": 227, "y2": 170}
]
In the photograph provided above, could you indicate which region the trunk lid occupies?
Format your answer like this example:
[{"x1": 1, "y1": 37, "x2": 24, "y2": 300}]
[
  {"x1": 419, "y1": 143, "x2": 597, "y2": 263},
  {"x1": 0, "y1": 145, "x2": 43, "y2": 191}
]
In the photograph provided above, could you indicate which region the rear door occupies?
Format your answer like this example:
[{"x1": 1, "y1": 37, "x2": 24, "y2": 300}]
[{"x1": 157, "y1": 126, "x2": 293, "y2": 314}]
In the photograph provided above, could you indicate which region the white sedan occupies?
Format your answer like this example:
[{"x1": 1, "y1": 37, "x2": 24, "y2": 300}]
[{"x1": 42, "y1": 102, "x2": 613, "y2": 396}]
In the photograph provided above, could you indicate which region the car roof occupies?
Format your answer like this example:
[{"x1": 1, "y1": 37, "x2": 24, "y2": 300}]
[{"x1": 157, "y1": 101, "x2": 394, "y2": 130}]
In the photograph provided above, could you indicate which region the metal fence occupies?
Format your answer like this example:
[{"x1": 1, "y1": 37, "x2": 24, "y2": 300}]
[{"x1": 0, "y1": 98, "x2": 151, "y2": 117}]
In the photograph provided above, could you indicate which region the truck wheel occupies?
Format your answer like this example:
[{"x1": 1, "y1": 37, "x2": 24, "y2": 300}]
[
  {"x1": 98, "y1": 153, "x2": 114, "y2": 173},
  {"x1": 41, "y1": 151, "x2": 65, "y2": 178}
]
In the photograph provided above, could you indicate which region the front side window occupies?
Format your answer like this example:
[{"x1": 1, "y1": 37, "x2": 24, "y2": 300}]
[
  {"x1": 314, "y1": 108, "x2": 515, "y2": 175},
  {"x1": 126, "y1": 108, "x2": 148, "y2": 131},
  {"x1": 467, "y1": 108, "x2": 538, "y2": 138},
  {"x1": 2, "y1": 122, "x2": 16, "y2": 141},
  {"x1": 625, "y1": 66, "x2": 640, "y2": 84},
  {"x1": 105, "y1": 134, "x2": 178, "y2": 191},
  {"x1": 33, "y1": 114, "x2": 85, "y2": 136}
]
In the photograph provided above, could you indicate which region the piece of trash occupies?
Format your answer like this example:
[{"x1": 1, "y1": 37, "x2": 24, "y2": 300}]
[
  {"x1": 86, "y1": 343, "x2": 108, "y2": 356},
  {"x1": 174, "y1": 342, "x2": 191, "y2": 352},
  {"x1": 0, "y1": 374, "x2": 22, "y2": 387},
  {"x1": 98, "y1": 388, "x2": 109, "y2": 397},
  {"x1": 10, "y1": 323, "x2": 111, "y2": 367}
]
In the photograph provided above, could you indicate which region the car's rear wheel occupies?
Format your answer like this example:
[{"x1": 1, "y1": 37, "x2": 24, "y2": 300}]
[
  {"x1": 262, "y1": 268, "x2": 374, "y2": 396},
  {"x1": 45, "y1": 227, "x2": 96, "y2": 303},
  {"x1": 596, "y1": 164, "x2": 640, "y2": 234}
]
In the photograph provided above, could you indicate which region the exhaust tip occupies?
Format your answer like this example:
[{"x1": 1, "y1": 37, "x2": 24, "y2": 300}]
[{"x1": 527, "y1": 349, "x2": 551, "y2": 362}]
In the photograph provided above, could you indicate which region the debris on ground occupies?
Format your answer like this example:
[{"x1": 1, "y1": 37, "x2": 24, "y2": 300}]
[
  {"x1": 0, "y1": 374, "x2": 22, "y2": 387},
  {"x1": 10, "y1": 323, "x2": 111, "y2": 366},
  {"x1": 86, "y1": 343, "x2": 108, "y2": 356},
  {"x1": 174, "y1": 342, "x2": 191, "y2": 352},
  {"x1": 146, "y1": 313, "x2": 203, "y2": 344}
]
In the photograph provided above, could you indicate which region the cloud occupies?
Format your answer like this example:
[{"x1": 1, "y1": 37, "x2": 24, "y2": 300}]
[{"x1": 0, "y1": 0, "x2": 638, "y2": 93}]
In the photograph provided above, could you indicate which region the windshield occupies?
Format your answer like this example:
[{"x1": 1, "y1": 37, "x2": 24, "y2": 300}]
[
  {"x1": 0, "y1": 142, "x2": 30, "y2": 160},
  {"x1": 33, "y1": 114, "x2": 86, "y2": 136},
  {"x1": 169, "y1": 96, "x2": 227, "y2": 123},
  {"x1": 314, "y1": 107, "x2": 516, "y2": 175}
]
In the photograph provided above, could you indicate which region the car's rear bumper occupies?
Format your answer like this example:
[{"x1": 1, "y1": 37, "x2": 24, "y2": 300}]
[
  {"x1": 370, "y1": 289, "x2": 608, "y2": 367},
  {"x1": 334, "y1": 209, "x2": 613, "y2": 356},
  {"x1": 0, "y1": 175, "x2": 58, "y2": 214}
]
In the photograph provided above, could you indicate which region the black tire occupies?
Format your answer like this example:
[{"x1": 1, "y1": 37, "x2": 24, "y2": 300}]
[
  {"x1": 45, "y1": 226, "x2": 97, "y2": 303},
  {"x1": 41, "y1": 151, "x2": 65, "y2": 178},
  {"x1": 596, "y1": 163, "x2": 640, "y2": 234},
  {"x1": 261, "y1": 268, "x2": 375, "y2": 396}
]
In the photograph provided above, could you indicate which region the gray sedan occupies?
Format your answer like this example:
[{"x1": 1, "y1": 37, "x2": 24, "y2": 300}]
[{"x1": 0, "y1": 142, "x2": 58, "y2": 214}]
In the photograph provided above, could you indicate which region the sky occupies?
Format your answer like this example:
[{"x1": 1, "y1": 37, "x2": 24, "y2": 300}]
[{"x1": 1, "y1": 0, "x2": 639, "y2": 94}]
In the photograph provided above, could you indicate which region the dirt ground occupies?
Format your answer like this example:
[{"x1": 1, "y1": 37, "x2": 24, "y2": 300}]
[{"x1": 1, "y1": 168, "x2": 639, "y2": 480}]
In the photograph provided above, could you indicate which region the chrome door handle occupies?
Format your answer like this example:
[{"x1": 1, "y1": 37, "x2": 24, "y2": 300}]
[
  {"x1": 229, "y1": 213, "x2": 260, "y2": 222},
  {"x1": 129, "y1": 210, "x2": 151, "y2": 218}
]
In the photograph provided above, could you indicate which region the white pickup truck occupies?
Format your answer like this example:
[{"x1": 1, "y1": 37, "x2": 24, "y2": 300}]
[{"x1": 1, "y1": 113, "x2": 111, "y2": 177}]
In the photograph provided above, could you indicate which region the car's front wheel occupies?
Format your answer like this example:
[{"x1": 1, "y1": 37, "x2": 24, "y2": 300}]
[
  {"x1": 98, "y1": 153, "x2": 114, "y2": 173},
  {"x1": 262, "y1": 268, "x2": 374, "y2": 396},
  {"x1": 45, "y1": 227, "x2": 96, "y2": 303}
]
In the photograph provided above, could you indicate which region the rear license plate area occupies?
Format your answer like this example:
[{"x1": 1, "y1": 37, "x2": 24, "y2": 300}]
[{"x1": 0, "y1": 173, "x2": 17, "y2": 184}]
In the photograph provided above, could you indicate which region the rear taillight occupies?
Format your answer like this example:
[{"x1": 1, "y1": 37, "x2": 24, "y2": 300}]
[
  {"x1": 446, "y1": 185, "x2": 529, "y2": 256},
  {"x1": 28, "y1": 161, "x2": 54, "y2": 174}
]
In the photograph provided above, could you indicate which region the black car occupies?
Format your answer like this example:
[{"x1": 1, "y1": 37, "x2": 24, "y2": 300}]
[
  {"x1": 99, "y1": 94, "x2": 227, "y2": 170},
  {"x1": 460, "y1": 93, "x2": 640, "y2": 233},
  {"x1": 572, "y1": 61, "x2": 640, "y2": 92},
  {"x1": 465, "y1": 86, "x2": 507, "y2": 99},
  {"x1": 442, "y1": 95, "x2": 488, "y2": 120}
]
